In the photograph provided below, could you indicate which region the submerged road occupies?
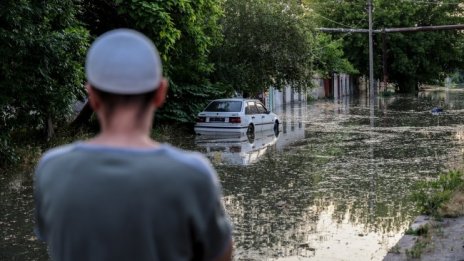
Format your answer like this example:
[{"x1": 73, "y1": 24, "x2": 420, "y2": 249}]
[
  {"x1": 208, "y1": 90, "x2": 464, "y2": 260},
  {"x1": 2, "y1": 89, "x2": 464, "y2": 260}
]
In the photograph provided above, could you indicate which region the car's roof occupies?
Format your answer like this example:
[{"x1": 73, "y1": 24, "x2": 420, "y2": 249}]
[{"x1": 210, "y1": 98, "x2": 261, "y2": 102}]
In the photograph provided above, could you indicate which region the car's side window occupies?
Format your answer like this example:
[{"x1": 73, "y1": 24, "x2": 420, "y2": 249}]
[
  {"x1": 256, "y1": 102, "x2": 268, "y2": 114},
  {"x1": 245, "y1": 104, "x2": 252, "y2": 115},
  {"x1": 246, "y1": 102, "x2": 258, "y2": 115}
]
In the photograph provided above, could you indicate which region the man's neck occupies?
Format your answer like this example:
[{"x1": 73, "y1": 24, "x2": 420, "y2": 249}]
[
  {"x1": 88, "y1": 132, "x2": 158, "y2": 149},
  {"x1": 88, "y1": 110, "x2": 158, "y2": 148}
]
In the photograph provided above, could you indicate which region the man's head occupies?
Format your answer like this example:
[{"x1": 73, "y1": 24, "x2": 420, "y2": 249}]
[{"x1": 85, "y1": 29, "x2": 167, "y2": 122}]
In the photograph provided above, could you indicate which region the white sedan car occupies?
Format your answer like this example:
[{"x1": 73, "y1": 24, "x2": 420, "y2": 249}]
[{"x1": 194, "y1": 98, "x2": 279, "y2": 135}]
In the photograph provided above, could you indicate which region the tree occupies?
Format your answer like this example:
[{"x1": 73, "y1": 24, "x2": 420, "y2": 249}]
[
  {"x1": 0, "y1": 0, "x2": 89, "y2": 163},
  {"x1": 212, "y1": 0, "x2": 316, "y2": 95},
  {"x1": 80, "y1": 0, "x2": 233, "y2": 123},
  {"x1": 311, "y1": 0, "x2": 464, "y2": 93},
  {"x1": 312, "y1": 33, "x2": 357, "y2": 78}
]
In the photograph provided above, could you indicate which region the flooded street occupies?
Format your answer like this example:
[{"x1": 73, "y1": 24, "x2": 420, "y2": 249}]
[
  {"x1": 2, "y1": 90, "x2": 464, "y2": 260},
  {"x1": 205, "y1": 90, "x2": 464, "y2": 260}
]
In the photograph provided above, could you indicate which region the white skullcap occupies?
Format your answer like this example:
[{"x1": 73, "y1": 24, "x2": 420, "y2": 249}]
[{"x1": 85, "y1": 29, "x2": 162, "y2": 94}]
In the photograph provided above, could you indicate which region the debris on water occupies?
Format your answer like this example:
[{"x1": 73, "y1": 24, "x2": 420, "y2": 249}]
[
  {"x1": 298, "y1": 243, "x2": 316, "y2": 252},
  {"x1": 431, "y1": 107, "x2": 444, "y2": 115}
]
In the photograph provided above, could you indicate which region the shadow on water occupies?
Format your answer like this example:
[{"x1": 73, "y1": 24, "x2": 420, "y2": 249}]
[{"x1": 2, "y1": 89, "x2": 464, "y2": 260}]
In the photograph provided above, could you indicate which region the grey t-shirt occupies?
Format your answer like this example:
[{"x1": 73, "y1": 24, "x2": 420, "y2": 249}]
[{"x1": 34, "y1": 143, "x2": 232, "y2": 261}]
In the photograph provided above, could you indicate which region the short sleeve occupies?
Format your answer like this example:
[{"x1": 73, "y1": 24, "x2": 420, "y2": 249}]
[
  {"x1": 33, "y1": 169, "x2": 46, "y2": 241},
  {"x1": 191, "y1": 171, "x2": 232, "y2": 261}
]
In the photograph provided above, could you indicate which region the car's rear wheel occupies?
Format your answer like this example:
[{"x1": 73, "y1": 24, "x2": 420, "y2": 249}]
[
  {"x1": 273, "y1": 121, "x2": 279, "y2": 134},
  {"x1": 247, "y1": 124, "x2": 254, "y2": 135}
]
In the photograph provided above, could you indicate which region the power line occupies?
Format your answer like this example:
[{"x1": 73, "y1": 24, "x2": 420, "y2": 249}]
[
  {"x1": 312, "y1": 18, "x2": 367, "y2": 53},
  {"x1": 318, "y1": 24, "x2": 464, "y2": 33},
  {"x1": 307, "y1": 0, "x2": 462, "y2": 5},
  {"x1": 311, "y1": 10, "x2": 364, "y2": 29},
  {"x1": 399, "y1": 0, "x2": 463, "y2": 5}
]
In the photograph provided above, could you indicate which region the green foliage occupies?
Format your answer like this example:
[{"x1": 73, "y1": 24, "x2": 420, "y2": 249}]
[
  {"x1": 0, "y1": 0, "x2": 89, "y2": 163},
  {"x1": 311, "y1": 0, "x2": 464, "y2": 92},
  {"x1": 213, "y1": 0, "x2": 316, "y2": 94},
  {"x1": 0, "y1": 133, "x2": 18, "y2": 165},
  {"x1": 80, "y1": 0, "x2": 225, "y2": 122},
  {"x1": 412, "y1": 170, "x2": 464, "y2": 217},
  {"x1": 388, "y1": 244, "x2": 401, "y2": 254},
  {"x1": 313, "y1": 33, "x2": 358, "y2": 77},
  {"x1": 157, "y1": 81, "x2": 234, "y2": 123},
  {"x1": 405, "y1": 240, "x2": 428, "y2": 259},
  {"x1": 449, "y1": 70, "x2": 464, "y2": 87},
  {"x1": 405, "y1": 224, "x2": 429, "y2": 236}
]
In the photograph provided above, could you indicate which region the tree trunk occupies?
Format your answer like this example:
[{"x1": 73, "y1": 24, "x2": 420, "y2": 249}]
[{"x1": 47, "y1": 116, "x2": 55, "y2": 140}]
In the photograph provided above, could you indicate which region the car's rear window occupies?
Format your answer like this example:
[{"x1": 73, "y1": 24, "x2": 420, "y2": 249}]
[{"x1": 204, "y1": 101, "x2": 242, "y2": 112}]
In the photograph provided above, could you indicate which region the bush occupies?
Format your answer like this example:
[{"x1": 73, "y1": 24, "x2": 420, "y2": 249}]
[
  {"x1": 157, "y1": 81, "x2": 235, "y2": 123},
  {"x1": 0, "y1": 1, "x2": 89, "y2": 164}
]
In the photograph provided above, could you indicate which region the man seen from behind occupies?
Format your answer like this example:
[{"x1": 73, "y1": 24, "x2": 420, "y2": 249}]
[{"x1": 34, "y1": 29, "x2": 233, "y2": 261}]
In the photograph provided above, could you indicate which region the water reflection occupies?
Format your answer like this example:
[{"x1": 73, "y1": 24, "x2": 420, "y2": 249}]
[
  {"x1": 194, "y1": 104, "x2": 308, "y2": 166},
  {"x1": 216, "y1": 91, "x2": 464, "y2": 261},
  {"x1": 195, "y1": 130, "x2": 279, "y2": 166}
]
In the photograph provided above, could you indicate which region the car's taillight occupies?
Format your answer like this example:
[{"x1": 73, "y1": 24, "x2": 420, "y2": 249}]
[
  {"x1": 196, "y1": 117, "x2": 206, "y2": 123},
  {"x1": 229, "y1": 117, "x2": 241, "y2": 123}
]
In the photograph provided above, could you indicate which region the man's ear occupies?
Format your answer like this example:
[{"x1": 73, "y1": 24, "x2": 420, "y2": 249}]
[
  {"x1": 86, "y1": 84, "x2": 101, "y2": 111},
  {"x1": 153, "y1": 78, "x2": 168, "y2": 109}
]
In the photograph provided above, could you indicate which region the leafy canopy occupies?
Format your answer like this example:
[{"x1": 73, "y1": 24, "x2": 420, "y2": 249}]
[
  {"x1": 80, "y1": 0, "x2": 232, "y2": 123},
  {"x1": 310, "y1": 0, "x2": 464, "y2": 92},
  {"x1": 213, "y1": 0, "x2": 316, "y2": 94},
  {"x1": 213, "y1": 0, "x2": 355, "y2": 95},
  {"x1": 0, "y1": 0, "x2": 89, "y2": 163}
]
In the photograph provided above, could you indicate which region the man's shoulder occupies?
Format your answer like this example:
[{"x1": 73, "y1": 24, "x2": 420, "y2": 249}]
[
  {"x1": 36, "y1": 143, "x2": 78, "y2": 172},
  {"x1": 160, "y1": 145, "x2": 219, "y2": 184}
]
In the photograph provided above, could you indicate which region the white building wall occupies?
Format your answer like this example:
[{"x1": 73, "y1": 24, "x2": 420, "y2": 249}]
[
  {"x1": 266, "y1": 74, "x2": 355, "y2": 111},
  {"x1": 334, "y1": 73, "x2": 353, "y2": 98},
  {"x1": 268, "y1": 84, "x2": 307, "y2": 112}
]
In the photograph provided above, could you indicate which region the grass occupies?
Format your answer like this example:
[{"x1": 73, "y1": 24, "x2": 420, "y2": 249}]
[
  {"x1": 401, "y1": 171, "x2": 464, "y2": 259},
  {"x1": 411, "y1": 170, "x2": 464, "y2": 218},
  {"x1": 406, "y1": 239, "x2": 429, "y2": 259},
  {"x1": 405, "y1": 224, "x2": 429, "y2": 236},
  {"x1": 439, "y1": 189, "x2": 464, "y2": 217},
  {"x1": 388, "y1": 244, "x2": 401, "y2": 254},
  {"x1": 404, "y1": 223, "x2": 441, "y2": 259},
  {"x1": 389, "y1": 224, "x2": 435, "y2": 258}
]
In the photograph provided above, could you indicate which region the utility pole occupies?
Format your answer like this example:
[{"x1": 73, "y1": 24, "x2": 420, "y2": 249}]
[
  {"x1": 318, "y1": 24, "x2": 464, "y2": 34},
  {"x1": 368, "y1": 0, "x2": 374, "y2": 100},
  {"x1": 382, "y1": 29, "x2": 388, "y2": 93},
  {"x1": 367, "y1": 0, "x2": 376, "y2": 225}
]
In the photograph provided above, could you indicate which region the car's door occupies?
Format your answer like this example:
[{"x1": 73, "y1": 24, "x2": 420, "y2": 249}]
[
  {"x1": 256, "y1": 101, "x2": 273, "y2": 130},
  {"x1": 245, "y1": 101, "x2": 261, "y2": 131}
]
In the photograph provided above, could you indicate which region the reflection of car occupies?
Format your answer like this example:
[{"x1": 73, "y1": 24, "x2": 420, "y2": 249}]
[
  {"x1": 195, "y1": 130, "x2": 279, "y2": 165},
  {"x1": 194, "y1": 98, "x2": 279, "y2": 135}
]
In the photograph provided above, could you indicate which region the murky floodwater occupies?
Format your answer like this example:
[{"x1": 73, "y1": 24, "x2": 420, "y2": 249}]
[{"x1": 2, "y1": 89, "x2": 464, "y2": 260}]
